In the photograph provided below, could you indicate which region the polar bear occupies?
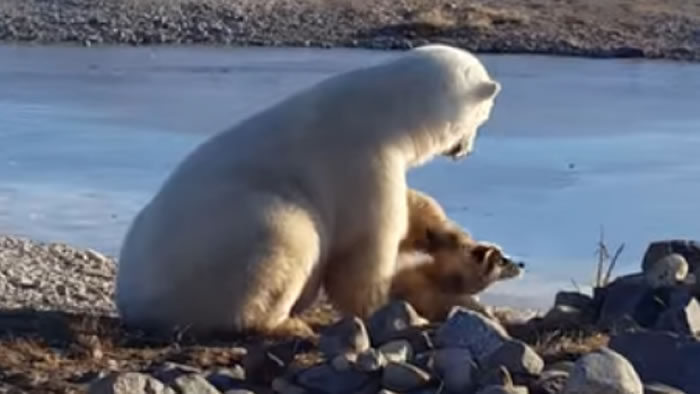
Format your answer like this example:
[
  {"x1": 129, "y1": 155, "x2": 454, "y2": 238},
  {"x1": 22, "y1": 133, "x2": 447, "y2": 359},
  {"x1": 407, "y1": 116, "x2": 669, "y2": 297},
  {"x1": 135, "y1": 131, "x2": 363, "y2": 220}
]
[{"x1": 115, "y1": 44, "x2": 501, "y2": 337}]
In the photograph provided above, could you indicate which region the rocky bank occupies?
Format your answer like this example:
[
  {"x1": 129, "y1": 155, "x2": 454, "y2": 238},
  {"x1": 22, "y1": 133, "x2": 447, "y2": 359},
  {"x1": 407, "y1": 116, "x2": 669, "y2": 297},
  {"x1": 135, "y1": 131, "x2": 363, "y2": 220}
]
[
  {"x1": 1, "y1": 0, "x2": 700, "y2": 61},
  {"x1": 0, "y1": 235, "x2": 699, "y2": 393}
]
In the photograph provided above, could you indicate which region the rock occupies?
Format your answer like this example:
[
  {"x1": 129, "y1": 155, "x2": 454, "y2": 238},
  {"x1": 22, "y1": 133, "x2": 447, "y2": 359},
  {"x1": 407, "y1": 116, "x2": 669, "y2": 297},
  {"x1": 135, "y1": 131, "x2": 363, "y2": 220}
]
[
  {"x1": 171, "y1": 374, "x2": 221, "y2": 394},
  {"x1": 653, "y1": 287, "x2": 700, "y2": 335},
  {"x1": 435, "y1": 307, "x2": 510, "y2": 361},
  {"x1": 609, "y1": 330, "x2": 700, "y2": 393},
  {"x1": 150, "y1": 363, "x2": 202, "y2": 384},
  {"x1": 412, "y1": 351, "x2": 435, "y2": 372},
  {"x1": 434, "y1": 348, "x2": 476, "y2": 392},
  {"x1": 319, "y1": 316, "x2": 370, "y2": 359},
  {"x1": 88, "y1": 372, "x2": 175, "y2": 394},
  {"x1": 271, "y1": 377, "x2": 307, "y2": 394},
  {"x1": 476, "y1": 385, "x2": 529, "y2": 394},
  {"x1": 555, "y1": 291, "x2": 594, "y2": 311},
  {"x1": 379, "y1": 340, "x2": 413, "y2": 363},
  {"x1": 205, "y1": 366, "x2": 246, "y2": 391},
  {"x1": 643, "y1": 383, "x2": 685, "y2": 394},
  {"x1": 367, "y1": 300, "x2": 428, "y2": 345},
  {"x1": 545, "y1": 361, "x2": 576, "y2": 374},
  {"x1": 296, "y1": 363, "x2": 370, "y2": 394},
  {"x1": 381, "y1": 362, "x2": 432, "y2": 392},
  {"x1": 478, "y1": 365, "x2": 514, "y2": 388},
  {"x1": 223, "y1": 390, "x2": 256, "y2": 394},
  {"x1": 642, "y1": 240, "x2": 700, "y2": 273},
  {"x1": 356, "y1": 348, "x2": 387, "y2": 372},
  {"x1": 540, "y1": 305, "x2": 589, "y2": 330},
  {"x1": 596, "y1": 274, "x2": 661, "y2": 331},
  {"x1": 644, "y1": 254, "x2": 689, "y2": 289},
  {"x1": 530, "y1": 370, "x2": 568, "y2": 394},
  {"x1": 482, "y1": 340, "x2": 544, "y2": 376},
  {"x1": 330, "y1": 353, "x2": 354, "y2": 372},
  {"x1": 562, "y1": 347, "x2": 643, "y2": 394}
]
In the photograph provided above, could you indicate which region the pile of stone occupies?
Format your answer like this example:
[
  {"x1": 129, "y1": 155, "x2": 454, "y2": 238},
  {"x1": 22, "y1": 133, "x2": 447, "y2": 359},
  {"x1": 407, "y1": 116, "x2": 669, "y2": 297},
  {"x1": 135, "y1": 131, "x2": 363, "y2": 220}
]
[
  {"x1": 530, "y1": 239, "x2": 700, "y2": 394},
  {"x1": 89, "y1": 302, "x2": 649, "y2": 394},
  {"x1": 87, "y1": 239, "x2": 700, "y2": 394}
]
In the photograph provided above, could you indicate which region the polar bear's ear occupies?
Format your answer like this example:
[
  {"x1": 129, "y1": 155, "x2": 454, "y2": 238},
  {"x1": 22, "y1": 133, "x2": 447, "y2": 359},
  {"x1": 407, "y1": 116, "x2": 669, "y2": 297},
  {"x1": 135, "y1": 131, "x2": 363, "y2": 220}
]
[{"x1": 474, "y1": 80, "x2": 501, "y2": 101}]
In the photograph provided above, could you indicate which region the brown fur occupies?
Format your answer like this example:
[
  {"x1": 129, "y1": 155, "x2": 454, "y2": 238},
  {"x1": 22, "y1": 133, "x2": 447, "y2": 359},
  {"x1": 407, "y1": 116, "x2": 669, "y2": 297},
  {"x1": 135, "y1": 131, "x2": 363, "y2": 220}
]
[
  {"x1": 400, "y1": 188, "x2": 473, "y2": 253},
  {"x1": 390, "y1": 238, "x2": 524, "y2": 321}
]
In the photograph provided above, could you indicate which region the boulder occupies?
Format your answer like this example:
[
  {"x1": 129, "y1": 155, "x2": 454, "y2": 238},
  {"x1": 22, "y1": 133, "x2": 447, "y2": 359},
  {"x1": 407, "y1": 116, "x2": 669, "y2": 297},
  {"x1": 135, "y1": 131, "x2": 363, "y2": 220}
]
[
  {"x1": 319, "y1": 316, "x2": 370, "y2": 359},
  {"x1": 367, "y1": 301, "x2": 428, "y2": 346},
  {"x1": 381, "y1": 362, "x2": 432, "y2": 392},
  {"x1": 609, "y1": 330, "x2": 700, "y2": 393},
  {"x1": 88, "y1": 372, "x2": 175, "y2": 394},
  {"x1": 653, "y1": 288, "x2": 700, "y2": 336},
  {"x1": 642, "y1": 240, "x2": 700, "y2": 273},
  {"x1": 481, "y1": 340, "x2": 544, "y2": 376},
  {"x1": 434, "y1": 347, "x2": 477, "y2": 392},
  {"x1": 435, "y1": 307, "x2": 510, "y2": 361},
  {"x1": 562, "y1": 347, "x2": 643, "y2": 394},
  {"x1": 296, "y1": 364, "x2": 370, "y2": 394}
]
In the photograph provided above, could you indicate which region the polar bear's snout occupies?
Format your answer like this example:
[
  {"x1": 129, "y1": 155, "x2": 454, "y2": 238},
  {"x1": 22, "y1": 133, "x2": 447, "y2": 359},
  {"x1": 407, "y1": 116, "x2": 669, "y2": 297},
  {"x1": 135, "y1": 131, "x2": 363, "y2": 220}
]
[{"x1": 444, "y1": 136, "x2": 472, "y2": 159}]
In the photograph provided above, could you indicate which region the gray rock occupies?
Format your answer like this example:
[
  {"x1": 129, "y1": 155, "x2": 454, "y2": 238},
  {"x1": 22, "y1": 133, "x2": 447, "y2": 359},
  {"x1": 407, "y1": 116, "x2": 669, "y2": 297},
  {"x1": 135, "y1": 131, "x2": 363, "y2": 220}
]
[
  {"x1": 379, "y1": 340, "x2": 413, "y2": 363},
  {"x1": 205, "y1": 366, "x2": 246, "y2": 391},
  {"x1": 562, "y1": 347, "x2": 643, "y2": 394},
  {"x1": 596, "y1": 274, "x2": 661, "y2": 331},
  {"x1": 412, "y1": 351, "x2": 435, "y2": 372},
  {"x1": 150, "y1": 362, "x2": 203, "y2": 384},
  {"x1": 88, "y1": 372, "x2": 176, "y2": 394},
  {"x1": 435, "y1": 307, "x2": 510, "y2": 361},
  {"x1": 644, "y1": 254, "x2": 689, "y2": 289},
  {"x1": 541, "y1": 305, "x2": 589, "y2": 330},
  {"x1": 478, "y1": 366, "x2": 514, "y2": 388},
  {"x1": 482, "y1": 340, "x2": 544, "y2": 376},
  {"x1": 367, "y1": 301, "x2": 428, "y2": 345},
  {"x1": 530, "y1": 370, "x2": 569, "y2": 394},
  {"x1": 641, "y1": 240, "x2": 700, "y2": 273},
  {"x1": 171, "y1": 374, "x2": 221, "y2": 394},
  {"x1": 271, "y1": 377, "x2": 307, "y2": 394},
  {"x1": 381, "y1": 362, "x2": 432, "y2": 392},
  {"x1": 653, "y1": 288, "x2": 700, "y2": 335},
  {"x1": 555, "y1": 291, "x2": 594, "y2": 311},
  {"x1": 545, "y1": 361, "x2": 576, "y2": 374},
  {"x1": 609, "y1": 330, "x2": 700, "y2": 393},
  {"x1": 223, "y1": 390, "x2": 256, "y2": 394},
  {"x1": 319, "y1": 316, "x2": 370, "y2": 359},
  {"x1": 476, "y1": 385, "x2": 529, "y2": 394},
  {"x1": 356, "y1": 348, "x2": 387, "y2": 372},
  {"x1": 330, "y1": 353, "x2": 355, "y2": 372},
  {"x1": 296, "y1": 363, "x2": 370, "y2": 394},
  {"x1": 434, "y1": 348, "x2": 476, "y2": 392},
  {"x1": 643, "y1": 382, "x2": 685, "y2": 394}
]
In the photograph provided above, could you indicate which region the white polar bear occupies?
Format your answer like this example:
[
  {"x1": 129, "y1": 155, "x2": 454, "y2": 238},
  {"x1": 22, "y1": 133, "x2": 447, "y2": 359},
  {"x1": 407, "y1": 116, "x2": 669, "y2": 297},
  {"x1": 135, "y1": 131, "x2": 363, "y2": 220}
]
[{"x1": 115, "y1": 44, "x2": 501, "y2": 337}]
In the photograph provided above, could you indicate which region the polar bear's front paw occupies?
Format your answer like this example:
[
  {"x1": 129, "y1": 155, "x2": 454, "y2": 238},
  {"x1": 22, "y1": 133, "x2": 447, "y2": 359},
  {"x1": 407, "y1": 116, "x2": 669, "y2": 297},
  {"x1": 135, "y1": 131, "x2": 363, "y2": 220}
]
[{"x1": 263, "y1": 317, "x2": 317, "y2": 339}]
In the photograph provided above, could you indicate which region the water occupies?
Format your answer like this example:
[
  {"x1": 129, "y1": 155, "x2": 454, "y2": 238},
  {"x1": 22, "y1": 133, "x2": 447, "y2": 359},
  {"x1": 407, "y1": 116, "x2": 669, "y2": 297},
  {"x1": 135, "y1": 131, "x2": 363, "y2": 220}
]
[{"x1": 2, "y1": 45, "x2": 699, "y2": 309}]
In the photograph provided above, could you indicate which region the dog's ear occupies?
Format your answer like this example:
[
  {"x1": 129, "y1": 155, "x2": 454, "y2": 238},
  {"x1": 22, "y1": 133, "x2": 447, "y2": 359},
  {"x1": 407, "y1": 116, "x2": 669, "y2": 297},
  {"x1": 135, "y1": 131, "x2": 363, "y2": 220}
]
[
  {"x1": 470, "y1": 244, "x2": 493, "y2": 264},
  {"x1": 425, "y1": 228, "x2": 460, "y2": 252}
]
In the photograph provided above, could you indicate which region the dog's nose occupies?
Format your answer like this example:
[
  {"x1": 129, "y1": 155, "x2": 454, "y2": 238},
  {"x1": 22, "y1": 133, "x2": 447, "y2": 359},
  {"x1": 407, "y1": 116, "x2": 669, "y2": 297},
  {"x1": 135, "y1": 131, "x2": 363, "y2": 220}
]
[{"x1": 517, "y1": 262, "x2": 525, "y2": 268}]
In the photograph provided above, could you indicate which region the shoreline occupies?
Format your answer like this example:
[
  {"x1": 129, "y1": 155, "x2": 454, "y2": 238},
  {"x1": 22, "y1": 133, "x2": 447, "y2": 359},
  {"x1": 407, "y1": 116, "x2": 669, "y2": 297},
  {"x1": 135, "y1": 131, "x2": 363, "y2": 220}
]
[{"x1": 1, "y1": 0, "x2": 700, "y2": 62}]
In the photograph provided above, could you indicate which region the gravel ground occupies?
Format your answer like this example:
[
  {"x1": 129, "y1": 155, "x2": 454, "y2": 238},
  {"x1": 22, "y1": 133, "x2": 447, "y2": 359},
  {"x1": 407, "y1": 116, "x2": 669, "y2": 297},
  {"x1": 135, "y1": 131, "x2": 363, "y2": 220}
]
[
  {"x1": 0, "y1": 236, "x2": 116, "y2": 316},
  {"x1": 1, "y1": 0, "x2": 699, "y2": 61}
]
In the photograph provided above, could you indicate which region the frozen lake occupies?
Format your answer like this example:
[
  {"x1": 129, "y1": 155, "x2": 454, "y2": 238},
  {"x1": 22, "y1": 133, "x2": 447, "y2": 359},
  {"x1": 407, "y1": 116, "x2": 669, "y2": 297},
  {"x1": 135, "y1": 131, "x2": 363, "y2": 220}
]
[{"x1": 1, "y1": 44, "x2": 699, "y2": 309}]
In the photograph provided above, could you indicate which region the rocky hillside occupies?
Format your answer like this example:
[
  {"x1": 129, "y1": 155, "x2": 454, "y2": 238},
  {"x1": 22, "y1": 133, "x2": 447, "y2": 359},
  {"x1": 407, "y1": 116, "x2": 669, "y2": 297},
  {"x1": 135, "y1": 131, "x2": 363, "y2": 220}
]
[{"x1": 1, "y1": 0, "x2": 699, "y2": 61}]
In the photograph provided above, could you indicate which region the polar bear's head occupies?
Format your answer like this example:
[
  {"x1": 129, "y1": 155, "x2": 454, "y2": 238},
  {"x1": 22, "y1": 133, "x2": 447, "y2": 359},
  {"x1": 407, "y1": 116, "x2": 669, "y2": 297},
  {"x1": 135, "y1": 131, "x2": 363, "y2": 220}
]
[{"x1": 378, "y1": 44, "x2": 501, "y2": 167}]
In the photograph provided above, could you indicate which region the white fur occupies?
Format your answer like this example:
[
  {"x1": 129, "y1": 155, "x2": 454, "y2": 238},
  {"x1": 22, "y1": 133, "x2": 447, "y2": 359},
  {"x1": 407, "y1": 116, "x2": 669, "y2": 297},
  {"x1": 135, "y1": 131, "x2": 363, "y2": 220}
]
[{"x1": 115, "y1": 44, "x2": 501, "y2": 334}]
